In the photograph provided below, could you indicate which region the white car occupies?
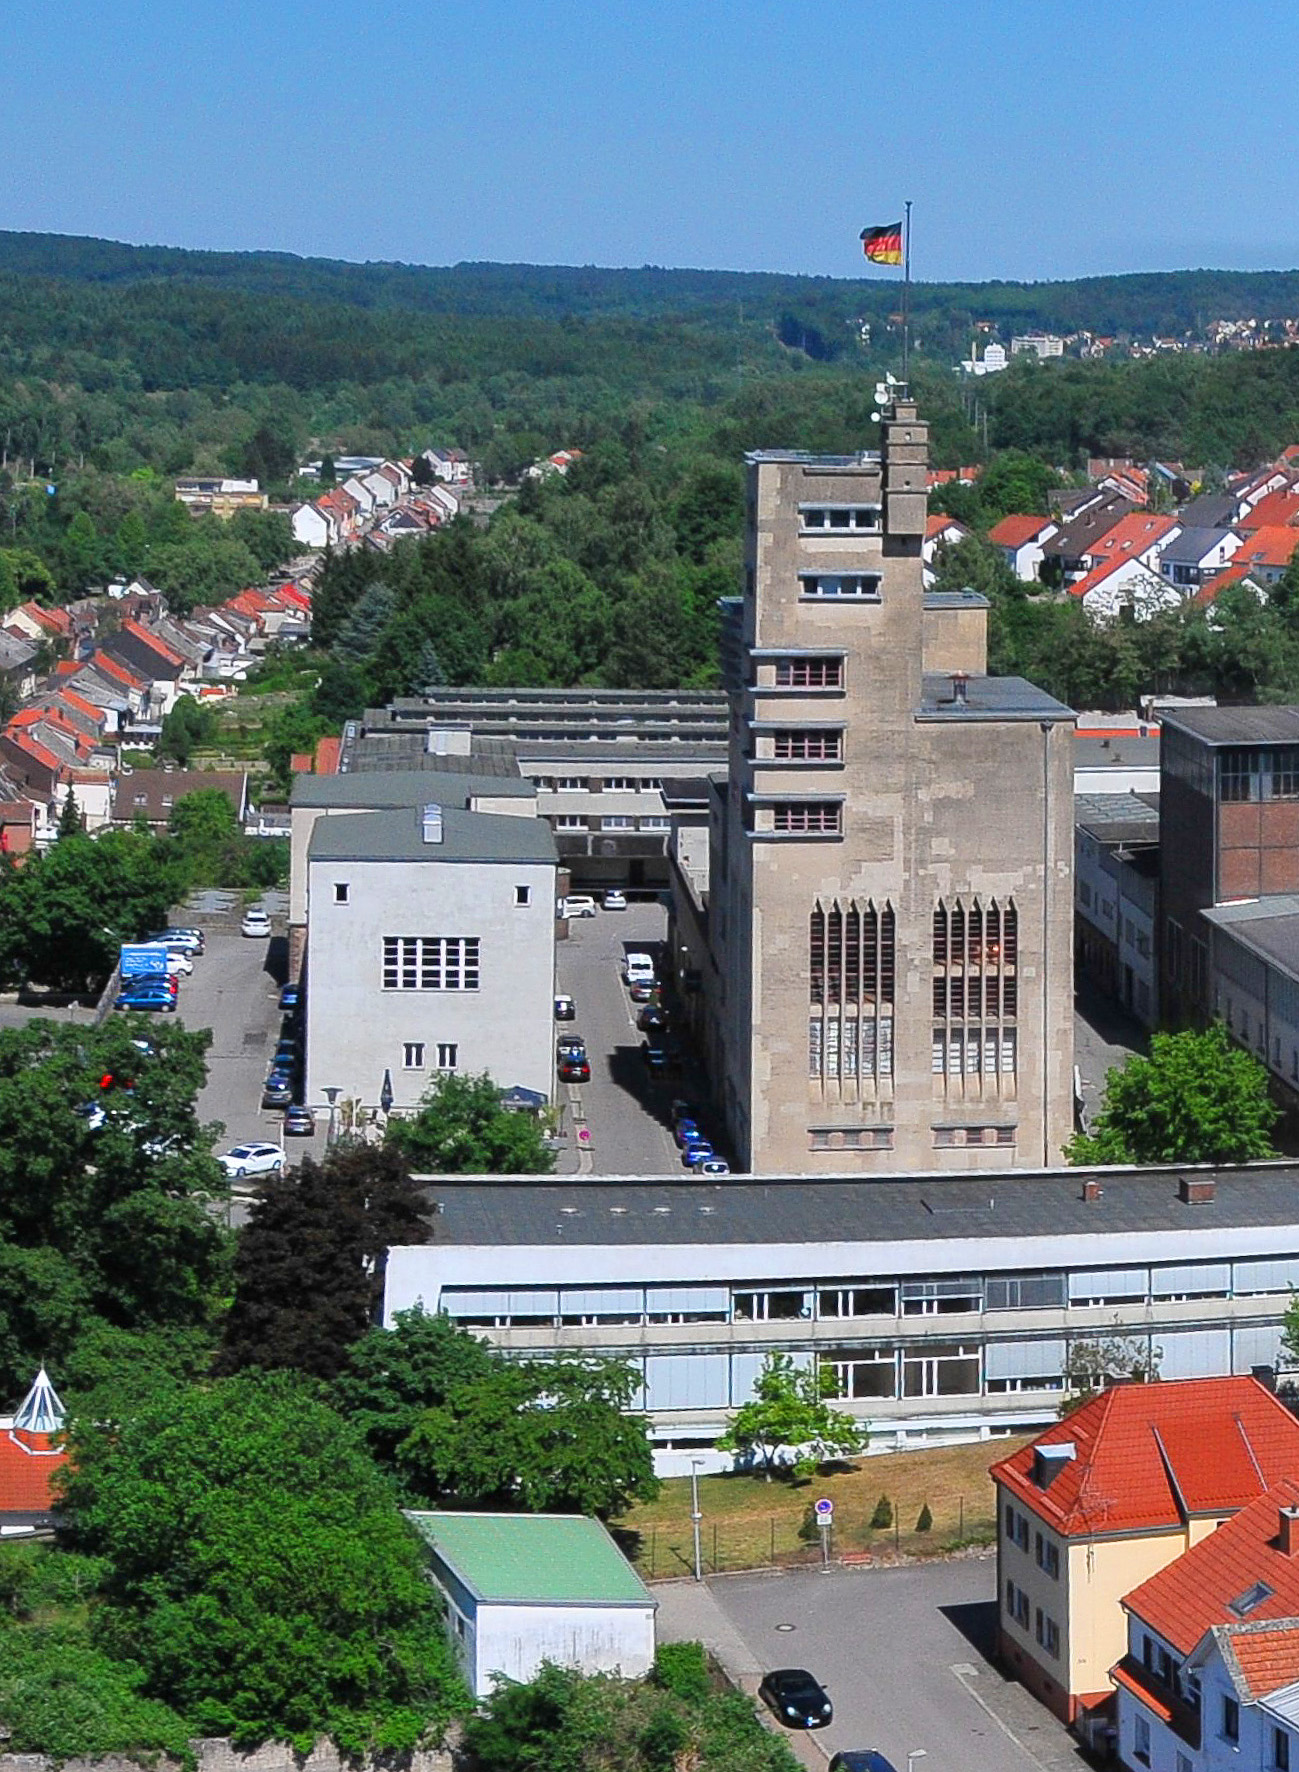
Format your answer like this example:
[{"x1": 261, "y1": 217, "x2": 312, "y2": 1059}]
[
  {"x1": 623, "y1": 951, "x2": 656, "y2": 986},
  {"x1": 241, "y1": 908, "x2": 272, "y2": 938},
  {"x1": 561, "y1": 895, "x2": 598, "y2": 919},
  {"x1": 218, "y1": 1142, "x2": 284, "y2": 1179},
  {"x1": 602, "y1": 890, "x2": 628, "y2": 910},
  {"x1": 166, "y1": 951, "x2": 194, "y2": 976}
]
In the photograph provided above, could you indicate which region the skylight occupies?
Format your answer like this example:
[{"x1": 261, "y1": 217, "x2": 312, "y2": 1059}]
[{"x1": 1228, "y1": 1581, "x2": 1274, "y2": 1619}]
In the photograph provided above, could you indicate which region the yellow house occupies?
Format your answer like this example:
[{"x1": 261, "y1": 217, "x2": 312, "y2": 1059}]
[{"x1": 990, "y1": 1376, "x2": 1299, "y2": 1732}]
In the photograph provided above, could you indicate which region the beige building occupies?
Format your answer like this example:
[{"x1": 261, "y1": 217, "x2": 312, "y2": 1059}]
[
  {"x1": 991, "y1": 1377, "x2": 1299, "y2": 1733},
  {"x1": 698, "y1": 395, "x2": 1075, "y2": 1174}
]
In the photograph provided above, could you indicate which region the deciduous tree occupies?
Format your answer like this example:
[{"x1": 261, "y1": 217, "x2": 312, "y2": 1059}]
[
  {"x1": 385, "y1": 1071, "x2": 555, "y2": 1174},
  {"x1": 717, "y1": 1353, "x2": 865, "y2": 1482}
]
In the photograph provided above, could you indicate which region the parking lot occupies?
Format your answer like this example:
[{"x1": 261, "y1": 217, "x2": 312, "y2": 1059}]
[
  {"x1": 699, "y1": 1561, "x2": 1084, "y2": 1772},
  {"x1": 554, "y1": 899, "x2": 689, "y2": 1175}
]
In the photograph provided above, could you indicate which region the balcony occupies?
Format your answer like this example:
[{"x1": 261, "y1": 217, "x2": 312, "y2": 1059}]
[{"x1": 1112, "y1": 1658, "x2": 1201, "y2": 1750}]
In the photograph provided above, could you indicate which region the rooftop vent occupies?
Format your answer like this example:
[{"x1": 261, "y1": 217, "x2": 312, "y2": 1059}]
[
  {"x1": 1033, "y1": 1442, "x2": 1076, "y2": 1489},
  {"x1": 1281, "y1": 1507, "x2": 1299, "y2": 1559},
  {"x1": 420, "y1": 803, "x2": 443, "y2": 845},
  {"x1": 1179, "y1": 1175, "x2": 1216, "y2": 1206},
  {"x1": 951, "y1": 671, "x2": 969, "y2": 707}
]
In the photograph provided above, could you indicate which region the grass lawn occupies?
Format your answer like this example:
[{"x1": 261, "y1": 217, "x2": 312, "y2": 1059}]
[{"x1": 620, "y1": 1434, "x2": 1032, "y2": 1580}]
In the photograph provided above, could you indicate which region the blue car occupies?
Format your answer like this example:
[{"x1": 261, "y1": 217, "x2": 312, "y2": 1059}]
[
  {"x1": 674, "y1": 1119, "x2": 701, "y2": 1148},
  {"x1": 117, "y1": 986, "x2": 176, "y2": 1014},
  {"x1": 279, "y1": 984, "x2": 301, "y2": 1012},
  {"x1": 682, "y1": 1143, "x2": 715, "y2": 1168}
]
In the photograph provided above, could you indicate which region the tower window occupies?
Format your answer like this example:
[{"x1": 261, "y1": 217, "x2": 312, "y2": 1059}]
[
  {"x1": 774, "y1": 730, "x2": 843, "y2": 761},
  {"x1": 775, "y1": 658, "x2": 843, "y2": 689},
  {"x1": 799, "y1": 505, "x2": 881, "y2": 532},
  {"x1": 773, "y1": 803, "x2": 841, "y2": 834},
  {"x1": 798, "y1": 573, "x2": 882, "y2": 601}
]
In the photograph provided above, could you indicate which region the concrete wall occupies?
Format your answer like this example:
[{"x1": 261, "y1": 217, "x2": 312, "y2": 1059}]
[
  {"x1": 305, "y1": 853, "x2": 555, "y2": 1111},
  {"x1": 921, "y1": 602, "x2": 987, "y2": 675},
  {"x1": 468, "y1": 1602, "x2": 655, "y2": 1698}
]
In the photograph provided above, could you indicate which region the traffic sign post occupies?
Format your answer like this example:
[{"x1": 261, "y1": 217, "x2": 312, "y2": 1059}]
[{"x1": 815, "y1": 1497, "x2": 833, "y2": 1568}]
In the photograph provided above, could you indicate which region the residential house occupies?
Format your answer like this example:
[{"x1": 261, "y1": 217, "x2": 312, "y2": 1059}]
[
  {"x1": 1099, "y1": 466, "x2": 1150, "y2": 507},
  {"x1": 1040, "y1": 496, "x2": 1136, "y2": 581},
  {"x1": 291, "y1": 501, "x2": 334, "y2": 549},
  {"x1": 1114, "y1": 1481, "x2": 1299, "y2": 1772},
  {"x1": 100, "y1": 619, "x2": 188, "y2": 720},
  {"x1": 1238, "y1": 483, "x2": 1299, "y2": 532},
  {"x1": 992, "y1": 1377, "x2": 1299, "y2": 1731},
  {"x1": 988, "y1": 513, "x2": 1061, "y2": 582},
  {"x1": 173, "y1": 477, "x2": 267, "y2": 517},
  {"x1": 111, "y1": 768, "x2": 249, "y2": 832},
  {"x1": 1231, "y1": 466, "x2": 1292, "y2": 515},
  {"x1": 1159, "y1": 528, "x2": 1243, "y2": 590},
  {"x1": 360, "y1": 469, "x2": 398, "y2": 510},
  {"x1": 317, "y1": 487, "x2": 360, "y2": 540},
  {"x1": 341, "y1": 475, "x2": 377, "y2": 520},
  {"x1": 922, "y1": 513, "x2": 970, "y2": 588},
  {"x1": 0, "y1": 632, "x2": 39, "y2": 702},
  {"x1": 1065, "y1": 513, "x2": 1183, "y2": 620},
  {"x1": 423, "y1": 448, "x2": 472, "y2": 485},
  {"x1": 2, "y1": 602, "x2": 72, "y2": 650},
  {"x1": 0, "y1": 1368, "x2": 67, "y2": 1533},
  {"x1": 1231, "y1": 529, "x2": 1299, "y2": 586},
  {"x1": 376, "y1": 460, "x2": 410, "y2": 500},
  {"x1": 1179, "y1": 492, "x2": 1243, "y2": 530}
]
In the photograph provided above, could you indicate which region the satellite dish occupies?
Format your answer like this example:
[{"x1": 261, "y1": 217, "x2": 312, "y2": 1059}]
[{"x1": 870, "y1": 411, "x2": 881, "y2": 423}]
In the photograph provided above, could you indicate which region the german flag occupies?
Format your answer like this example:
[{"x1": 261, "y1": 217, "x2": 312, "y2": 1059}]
[{"x1": 860, "y1": 222, "x2": 903, "y2": 266}]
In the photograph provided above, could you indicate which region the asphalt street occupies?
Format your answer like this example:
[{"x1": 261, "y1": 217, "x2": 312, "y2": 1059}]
[
  {"x1": 174, "y1": 925, "x2": 294, "y2": 1157},
  {"x1": 708, "y1": 1560, "x2": 1085, "y2": 1772},
  {"x1": 554, "y1": 900, "x2": 684, "y2": 1175}
]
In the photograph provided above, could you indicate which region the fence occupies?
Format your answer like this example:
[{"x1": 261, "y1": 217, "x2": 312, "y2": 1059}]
[{"x1": 629, "y1": 1486, "x2": 996, "y2": 1580}]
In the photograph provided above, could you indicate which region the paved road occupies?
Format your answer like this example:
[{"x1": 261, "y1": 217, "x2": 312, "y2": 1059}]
[
  {"x1": 1074, "y1": 989, "x2": 1146, "y2": 1132},
  {"x1": 706, "y1": 1561, "x2": 1085, "y2": 1772},
  {"x1": 554, "y1": 901, "x2": 683, "y2": 1176},
  {"x1": 175, "y1": 927, "x2": 293, "y2": 1156}
]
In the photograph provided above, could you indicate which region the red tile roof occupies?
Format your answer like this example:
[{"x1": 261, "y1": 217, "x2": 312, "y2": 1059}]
[
  {"x1": 52, "y1": 660, "x2": 80, "y2": 678},
  {"x1": 0, "y1": 1430, "x2": 65, "y2": 1516},
  {"x1": 1240, "y1": 486, "x2": 1299, "y2": 531},
  {"x1": 90, "y1": 650, "x2": 147, "y2": 691},
  {"x1": 1086, "y1": 512, "x2": 1180, "y2": 561},
  {"x1": 991, "y1": 1377, "x2": 1299, "y2": 1540},
  {"x1": 1113, "y1": 1661, "x2": 1173, "y2": 1722},
  {"x1": 314, "y1": 735, "x2": 342, "y2": 775},
  {"x1": 1235, "y1": 527, "x2": 1299, "y2": 571},
  {"x1": 18, "y1": 601, "x2": 71, "y2": 636},
  {"x1": 1194, "y1": 562, "x2": 1257, "y2": 605},
  {"x1": 988, "y1": 513, "x2": 1055, "y2": 548},
  {"x1": 1125, "y1": 1479, "x2": 1299, "y2": 1654},
  {"x1": 121, "y1": 618, "x2": 185, "y2": 669},
  {"x1": 55, "y1": 689, "x2": 107, "y2": 725},
  {"x1": 1227, "y1": 1622, "x2": 1299, "y2": 1700},
  {"x1": 926, "y1": 514, "x2": 969, "y2": 541}
]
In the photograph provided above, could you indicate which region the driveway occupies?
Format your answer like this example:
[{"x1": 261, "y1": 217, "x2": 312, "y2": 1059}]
[
  {"x1": 175, "y1": 926, "x2": 297, "y2": 1157},
  {"x1": 697, "y1": 1561, "x2": 1086, "y2": 1772},
  {"x1": 554, "y1": 900, "x2": 682, "y2": 1176}
]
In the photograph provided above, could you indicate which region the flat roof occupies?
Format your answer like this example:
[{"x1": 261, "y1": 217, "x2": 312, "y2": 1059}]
[
  {"x1": 1075, "y1": 791, "x2": 1161, "y2": 845},
  {"x1": 405, "y1": 1511, "x2": 653, "y2": 1607},
  {"x1": 923, "y1": 589, "x2": 991, "y2": 609},
  {"x1": 307, "y1": 804, "x2": 557, "y2": 866},
  {"x1": 917, "y1": 673, "x2": 1075, "y2": 724},
  {"x1": 292, "y1": 768, "x2": 533, "y2": 807},
  {"x1": 409, "y1": 1163, "x2": 1299, "y2": 1249},
  {"x1": 1203, "y1": 899, "x2": 1299, "y2": 981},
  {"x1": 1162, "y1": 707, "x2": 1299, "y2": 746},
  {"x1": 1074, "y1": 734, "x2": 1161, "y2": 768},
  {"x1": 745, "y1": 450, "x2": 881, "y2": 466}
]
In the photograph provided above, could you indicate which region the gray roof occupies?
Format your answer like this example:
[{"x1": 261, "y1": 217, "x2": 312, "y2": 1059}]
[
  {"x1": 744, "y1": 450, "x2": 881, "y2": 466},
  {"x1": 1159, "y1": 527, "x2": 1238, "y2": 567},
  {"x1": 1041, "y1": 496, "x2": 1134, "y2": 558},
  {"x1": 1203, "y1": 899, "x2": 1299, "y2": 981},
  {"x1": 1075, "y1": 791, "x2": 1161, "y2": 845},
  {"x1": 923, "y1": 589, "x2": 991, "y2": 609},
  {"x1": 1162, "y1": 707, "x2": 1299, "y2": 746},
  {"x1": 0, "y1": 633, "x2": 37, "y2": 673},
  {"x1": 412, "y1": 1162, "x2": 1299, "y2": 1249},
  {"x1": 1178, "y1": 493, "x2": 1237, "y2": 529},
  {"x1": 917, "y1": 674, "x2": 1075, "y2": 723},
  {"x1": 307, "y1": 804, "x2": 557, "y2": 866},
  {"x1": 292, "y1": 768, "x2": 534, "y2": 808},
  {"x1": 1074, "y1": 733, "x2": 1161, "y2": 771}
]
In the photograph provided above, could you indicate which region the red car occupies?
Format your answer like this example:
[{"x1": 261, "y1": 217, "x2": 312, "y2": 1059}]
[{"x1": 558, "y1": 1054, "x2": 590, "y2": 1083}]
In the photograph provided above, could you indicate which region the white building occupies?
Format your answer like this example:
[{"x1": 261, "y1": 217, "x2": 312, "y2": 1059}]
[
  {"x1": 384, "y1": 1163, "x2": 1299, "y2": 1475},
  {"x1": 291, "y1": 502, "x2": 333, "y2": 549},
  {"x1": 304, "y1": 799, "x2": 557, "y2": 1114},
  {"x1": 407, "y1": 1511, "x2": 656, "y2": 1698},
  {"x1": 1075, "y1": 793, "x2": 1160, "y2": 1028},
  {"x1": 341, "y1": 475, "x2": 377, "y2": 519}
]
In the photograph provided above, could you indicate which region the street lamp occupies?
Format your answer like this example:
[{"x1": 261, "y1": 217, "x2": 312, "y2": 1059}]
[
  {"x1": 323, "y1": 1086, "x2": 340, "y2": 1148},
  {"x1": 690, "y1": 1457, "x2": 705, "y2": 1582},
  {"x1": 907, "y1": 1751, "x2": 927, "y2": 1772}
]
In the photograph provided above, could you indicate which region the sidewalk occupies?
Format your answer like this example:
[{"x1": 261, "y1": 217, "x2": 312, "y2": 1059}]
[{"x1": 654, "y1": 1576, "x2": 830, "y2": 1771}]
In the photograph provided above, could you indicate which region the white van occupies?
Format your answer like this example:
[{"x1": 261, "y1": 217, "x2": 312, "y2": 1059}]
[{"x1": 623, "y1": 952, "x2": 655, "y2": 986}]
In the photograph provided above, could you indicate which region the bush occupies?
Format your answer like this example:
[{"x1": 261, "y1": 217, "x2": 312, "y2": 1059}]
[
  {"x1": 916, "y1": 1502, "x2": 933, "y2": 1533},
  {"x1": 870, "y1": 1494, "x2": 893, "y2": 1530},
  {"x1": 652, "y1": 1641, "x2": 711, "y2": 1703}
]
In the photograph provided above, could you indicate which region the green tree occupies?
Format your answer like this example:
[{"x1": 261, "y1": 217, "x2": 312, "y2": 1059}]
[
  {"x1": 717, "y1": 1353, "x2": 865, "y2": 1482},
  {"x1": 0, "y1": 550, "x2": 57, "y2": 605},
  {"x1": 397, "y1": 1352, "x2": 657, "y2": 1518},
  {"x1": 930, "y1": 532, "x2": 1022, "y2": 602},
  {"x1": 56, "y1": 790, "x2": 83, "y2": 839},
  {"x1": 218, "y1": 1144, "x2": 429, "y2": 1381},
  {"x1": 319, "y1": 454, "x2": 337, "y2": 487},
  {"x1": 61, "y1": 511, "x2": 101, "y2": 590},
  {"x1": 59, "y1": 1371, "x2": 469, "y2": 1753},
  {"x1": 1069, "y1": 1023, "x2": 1278, "y2": 1166},
  {"x1": 385, "y1": 1071, "x2": 555, "y2": 1174},
  {"x1": 1061, "y1": 1333, "x2": 1162, "y2": 1416},
  {"x1": 113, "y1": 510, "x2": 149, "y2": 578},
  {"x1": 228, "y1": 507, "x2": 295, "y2": 572},
  {"x1": 870, "y1": 1494, "x2": 893, "y2": 1530},
  {"x1": 333, "y1": 1306, "x2": 495, "y2": 1474},
  {"x1": 157, "y1": 695, "x2": 219, "y2": 766},
  {"x1": 333, "y1": 579, "x2": 396, "y2": 665}
]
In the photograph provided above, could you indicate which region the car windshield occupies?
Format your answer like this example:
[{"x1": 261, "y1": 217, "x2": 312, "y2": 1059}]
[{"x1": 229, "y1": 1146, "x2": 253, "y2": 1158}]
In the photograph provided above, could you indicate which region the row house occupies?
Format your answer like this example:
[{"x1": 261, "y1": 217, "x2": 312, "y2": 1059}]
[
  {"x1": 423, "y1": 448, "x2": 471, "y2": 484},
  {"x1": 922, "y1": 513, "x2": 970, "y2": 587},
  {"x1": 1067, "y1": 514, "x2": 1185, "y2": 622},
  {"x1": 0, "y1": 633, "x2": 40, "y2": 701},
  {"x1": 3, "y1": 601, "x2": 74, "y2": 650},
  {"x1": 1041, "y1": 494, "x2": 1137, "y2": 581},
  {"x1": 98, "y1": 618, "x2": 187, "y2": 722},
  {"x1": 988, "y1": 513, "x2": 1060, "y2": 582}
]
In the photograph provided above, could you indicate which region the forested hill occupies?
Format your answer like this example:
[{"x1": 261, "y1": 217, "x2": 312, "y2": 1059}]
[{"x1": 4, "y1": 229, "x2": 1299, "y2": 340}]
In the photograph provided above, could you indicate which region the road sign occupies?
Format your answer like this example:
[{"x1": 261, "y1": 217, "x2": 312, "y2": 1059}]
[
  {"x1": 814, "y1": 1498, "x2": 834, "y2": 1520},
  {"x1": 120, "y1": 942, "x2": 167, "y2": 978}
]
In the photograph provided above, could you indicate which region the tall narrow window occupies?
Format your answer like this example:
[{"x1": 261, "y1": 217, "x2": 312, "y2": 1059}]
[
  {"x1": 809, "y1": 899, "x2": 895, "y2": 1084},
  {"x1": 932, "y1": 898, "x2": 1018, "y2": 1082}
]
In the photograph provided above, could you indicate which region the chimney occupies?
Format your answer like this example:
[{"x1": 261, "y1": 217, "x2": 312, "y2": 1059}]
[
  {"x1": 1280, "y1": 1506, "x2": 1299, "y2": 1557},
  {"x1": 420, "y1": 803, "x2": 443, "y2": 845},
  {"x1": 951, "y1": 671, "x2": 969, "y2": 707},
  {"x1": 1082, "y1": 1175, "x2": 1103, "y2": 1204},
  {"x1": 1179, "y1": 1175, "x2": 1216, "y2": 1205}
]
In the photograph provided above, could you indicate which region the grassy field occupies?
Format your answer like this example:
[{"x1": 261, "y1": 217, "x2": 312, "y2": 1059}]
[{"x1": 620, "y1": 1435, "x2": 1032, "y2": 1580}]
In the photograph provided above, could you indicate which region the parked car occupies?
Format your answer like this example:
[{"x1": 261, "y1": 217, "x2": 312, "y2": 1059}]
[
  {"x1": 602, "y1": 889, "x2": 628, "y2": 910},
  {"x1": 637, "y1": 1006, "x2": 666, "y2": 1032},
  {"x1": 562, "y1": 895, "x2": 598, "y2": 919},
  {"x1": 279, "y1": 983, "x2": 301, "y2": 1012},
  {"x1": 557, "y1": 1034, "x2": 587, "y2": 1059},
  {"x1": 674, "y1": 1118, "x2": 701, "y2": 1146},
  {"x1": 165, "y1": 951, "x2": 194, "y2": 976},
  {"x1": 117, "y1": 986, "x2": 176, "y2": 1014},
  {"x1": 623, "y1": 952, "x2": 655, "y2": 985},
  {"x1": 283, "y1": 1105, "x2": 316, "y2": 1136},
  {"x1": 241, "y1": 907, "x2": 272, "y2": 938},
  {"x1": 554, "y1": 994, "x2": 576, "y2": 1020},
  {"x1": 218, "y1": 1142, "x2": 284, "y2": 1179},
  {"x1": 698, "y1": 1158, "x2": 731, "y2": 1176},
  {"x1": 558, "y1": 1053, "x2": 591, "y2": 1083},
  {"x1": 262, "y1": 1076, "x2": 293, "y2": 1108},
  {"x1": 641, "y1": 1041, "x2": 669, "y2": 1071},
  {"x1": 829, "y1": 1756, "x2": 899, "y2": 1772},
  {"x1": 150, "y1": 928, "x2": 204, "y2": 955},
  {"x1": 681, "y1": 1142, "x2": 715, "y2": 1168},
  {"x1": 628, "y1": 980, "x2": 656, "y2": 1003},
  {"x1": 273, "y1": 1038, "x2": 299, "y2": 1064},
  {"x1": 758, "y1": 1669, "x2": 833, "y2": 1731},
  {"x1": 671, "y1": 1098, "x2": 701, "y2": 1125}
]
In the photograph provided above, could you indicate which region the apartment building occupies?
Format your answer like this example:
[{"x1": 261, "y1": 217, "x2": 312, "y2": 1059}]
[{"x1": 700, "y1": 395, "x2": 1076, "y2": 1174}]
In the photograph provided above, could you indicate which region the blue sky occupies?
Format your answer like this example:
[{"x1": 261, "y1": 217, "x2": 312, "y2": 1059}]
[{"x1": 5, "y1": 0, "x2": 1299, "y2": 283}]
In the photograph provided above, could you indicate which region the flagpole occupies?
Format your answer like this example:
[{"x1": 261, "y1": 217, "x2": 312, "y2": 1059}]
[{"x1": 902, "y1": 199, "x2": 912, "y2": 389}]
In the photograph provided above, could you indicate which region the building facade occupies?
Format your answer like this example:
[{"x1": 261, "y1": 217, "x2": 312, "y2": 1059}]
[
  {"x1": 383, "y1": 1163, "x2": 1299, "y2": 1474},
  {"x1": 700, "y1": 396, "x2": 1076, "y2": 1174}
]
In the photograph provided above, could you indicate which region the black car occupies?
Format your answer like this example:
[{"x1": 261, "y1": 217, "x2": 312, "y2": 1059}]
[
  {"x1": 758, "y1": 1669, "x2": 833, "y2": 1730},
  {"x1": 279, "y1": 984, "x2": 301, "y2": 1012},
  {"x1": 828, "y1": 1755, "x2": 899, "y2": 1772},
  {"x1": 557, "y1": 1034, "x2": 587, "y2": 1059},
  {"x1": 637, "y1": 1005, "x2": 667, "y2": 1033}
]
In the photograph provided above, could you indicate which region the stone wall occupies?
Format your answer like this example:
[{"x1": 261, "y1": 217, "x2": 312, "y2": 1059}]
[{"x1": 0, "y1": 1737, "x2": 456, "y2": 1772}]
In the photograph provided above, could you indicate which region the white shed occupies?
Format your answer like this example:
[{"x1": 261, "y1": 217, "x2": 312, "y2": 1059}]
[{"x1": 406, "y1": 1510, "x2": 657, "y2": 1699}]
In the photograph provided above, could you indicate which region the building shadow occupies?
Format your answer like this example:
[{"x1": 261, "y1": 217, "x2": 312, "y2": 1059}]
[{"x1": 939, "y1": 1598, "x2": 999, "y2": 1660}]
